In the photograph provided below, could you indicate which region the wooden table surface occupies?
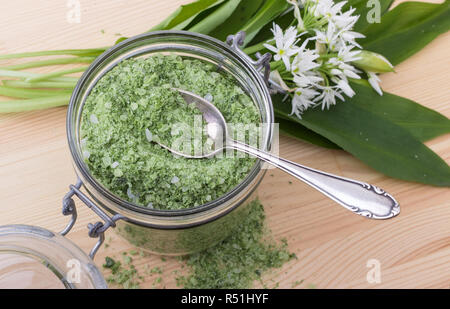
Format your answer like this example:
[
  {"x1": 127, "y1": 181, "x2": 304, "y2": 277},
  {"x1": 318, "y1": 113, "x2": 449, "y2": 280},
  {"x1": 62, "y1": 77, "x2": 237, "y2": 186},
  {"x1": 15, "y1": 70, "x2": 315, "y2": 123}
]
[{"x1": 0, "y1": 0, "x2": 449, "y2": 289}]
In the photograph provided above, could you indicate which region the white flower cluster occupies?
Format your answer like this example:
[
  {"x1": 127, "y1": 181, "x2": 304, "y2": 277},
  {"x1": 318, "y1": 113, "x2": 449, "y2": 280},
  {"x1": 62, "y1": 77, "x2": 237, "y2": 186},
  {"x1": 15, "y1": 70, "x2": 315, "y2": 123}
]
[{"x1": 264, "y1": 0, "x2": 383, "y2": 118}]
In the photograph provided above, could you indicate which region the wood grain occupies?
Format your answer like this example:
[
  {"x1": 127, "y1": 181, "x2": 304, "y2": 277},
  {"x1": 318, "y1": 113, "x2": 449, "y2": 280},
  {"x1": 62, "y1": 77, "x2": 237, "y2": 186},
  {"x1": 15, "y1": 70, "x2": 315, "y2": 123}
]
[{"x1": 0, "y1": 0, "x2": 449, "y2": 289}]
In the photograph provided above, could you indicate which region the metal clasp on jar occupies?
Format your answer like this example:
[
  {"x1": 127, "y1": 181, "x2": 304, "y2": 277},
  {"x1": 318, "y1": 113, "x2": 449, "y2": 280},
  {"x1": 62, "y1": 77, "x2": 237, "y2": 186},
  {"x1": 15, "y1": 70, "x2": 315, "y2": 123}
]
[{"x1": 60, "y1": 178, "x2": 126, "y2": 259}]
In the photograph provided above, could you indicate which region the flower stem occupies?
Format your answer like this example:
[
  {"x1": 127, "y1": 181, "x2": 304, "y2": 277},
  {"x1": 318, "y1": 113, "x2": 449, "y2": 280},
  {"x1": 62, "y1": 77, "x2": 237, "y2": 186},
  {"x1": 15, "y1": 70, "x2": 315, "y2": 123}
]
[
  {"x1": 0, "y1": 86, "x2": 72, "y2": 99},
  {"x1": 243, "y1": 42, "x2": 267, "y2": 55},
  {"x1": 0, "y1": 48, "x2": 107, "y2": 60},
  {"x1": 270, "y1": 60, "x2": 284, "y2": 71},
  {"x1": 0, "y1": 94, "x2": 71, "y2": 113},
  {"x1": 2, "y1": 80, "x2": 77, "y2": 89},
  {"x1": 0, "y1": 69, "x2": 77, "y2": 82},
  {"x1": 26, "y1": 66, "x2": 88, "y2": 82},
  {"x1": 2, "y1": 56, "x2": 95, "y2": 70},
  {"x1": 348, "y1": 78, "x2": 370, "y2": 87}
]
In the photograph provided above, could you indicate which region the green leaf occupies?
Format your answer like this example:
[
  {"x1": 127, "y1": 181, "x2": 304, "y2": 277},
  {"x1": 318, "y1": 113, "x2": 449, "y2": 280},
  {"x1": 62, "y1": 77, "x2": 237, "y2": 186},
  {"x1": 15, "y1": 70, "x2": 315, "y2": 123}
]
[
  {"x1": 151, "y1": 0, "x2": 225, "y2": 31},
  {"x1": 359, "y1": 0, "x2": 450, "y2": 65},
  {"x1": 115, "y1": 0, "x2": 225, "y2": 43},
  {"x1": 209, "y1": 0, "x2": 265, "y2": 41},
  {"x1": 246, "y1": 6, "x2": 296, "y2": 50},
  {"x1": 350, "y1": 83, "x2": 450, "y2": 142},
  {"x1": 273, "y1": 94, "x2": 450, "y2": 187},
  {"x1": 240, "y1": 0, "x2": 290, "y2": 46},
  {"x1": 344, "y1": 0, "x2": 394, "y2": 33},
  {"x1": 276, "y1": 116, "x2": 341, "y2": 149},
  {"x1": 273, "y1": 83, "x2": 450, "y2": 148},
  {"x1": 188, "y1": 0, "x2": 242, "y2": 34}
]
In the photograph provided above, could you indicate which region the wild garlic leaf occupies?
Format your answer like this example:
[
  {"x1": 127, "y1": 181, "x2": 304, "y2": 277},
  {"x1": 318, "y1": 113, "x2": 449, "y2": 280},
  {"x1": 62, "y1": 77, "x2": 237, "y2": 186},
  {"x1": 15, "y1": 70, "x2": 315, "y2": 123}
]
[
  {"x1": 151, "y1": 0, "x2": 225, "y2": 31},
  {"x1": 188, "y1": 0, "x2": 242, "y2": 34},
  {"x1": 344, "y1": 0, "x2": 394, "y2": 33},
  {"x1": 275, "y1": 113, "x2": 341, "y2": 149},
  {"x1": 245, "y1": 5, "x2": 297, "y2": 50},
  {"x1": 240, "y1": 0, "x2": 290, "y2": 46},
  {"x1": 359, "y1": 1, "x2": 450, "y2": 65},
  {"x1": 208, "y1": 0, "x2": 265, "y2": 40},
  {"x1": 348, "y1": 83, "x2": 450, "y2": 142},
  {"x1": 115, "y1": 0, "x2": 225, "y2": 43}
]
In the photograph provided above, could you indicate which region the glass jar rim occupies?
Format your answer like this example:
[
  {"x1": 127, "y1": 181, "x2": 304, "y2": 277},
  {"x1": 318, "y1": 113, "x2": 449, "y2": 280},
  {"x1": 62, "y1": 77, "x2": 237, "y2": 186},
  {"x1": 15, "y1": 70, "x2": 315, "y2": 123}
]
[{"x1": 67, "y1": 30, "x2": 274, "y2": 219}]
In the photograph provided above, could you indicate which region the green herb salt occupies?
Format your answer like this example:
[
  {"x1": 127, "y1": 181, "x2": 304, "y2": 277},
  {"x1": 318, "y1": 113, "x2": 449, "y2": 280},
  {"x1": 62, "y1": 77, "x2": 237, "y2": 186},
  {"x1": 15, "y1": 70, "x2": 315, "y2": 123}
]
[
  {"x1": 176, "y1": 200, "x2": 295, "y2": 289},
  {"x1": 102, "y1": 201, "x2": 294, "y2": 289},
  {"x1": 81, "y1": 54, "x2": 260, "y2": 210},
  {"x1": 102, "y1": 256, "x2": 140, "y2": 289}
]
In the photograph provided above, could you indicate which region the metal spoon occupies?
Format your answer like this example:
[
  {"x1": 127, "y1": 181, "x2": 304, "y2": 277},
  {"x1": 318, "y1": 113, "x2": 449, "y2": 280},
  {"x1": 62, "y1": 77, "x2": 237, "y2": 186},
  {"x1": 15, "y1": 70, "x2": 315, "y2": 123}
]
[{"x1": 157, "y1": 88, "x2": 400, "y2": 219}]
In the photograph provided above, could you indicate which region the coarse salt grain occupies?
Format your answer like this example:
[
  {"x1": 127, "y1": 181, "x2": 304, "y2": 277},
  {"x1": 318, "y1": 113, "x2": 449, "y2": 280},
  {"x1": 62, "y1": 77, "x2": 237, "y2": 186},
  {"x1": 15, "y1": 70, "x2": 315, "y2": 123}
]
[
  {"x1": 127, "y1": 187, "x2": 135, "y2": 200},
  {"x1": 113, "y1": 169, "x2": 123, "y2": 177},
  {"x1": 204, "y1": 93, "x2": 213, "y2": 102},
  {"x1": 83, "y1": 150, "x2": 90, "y2": 159},
  {"x1": 145, "y1": 128, "x2": 153, "y2": 142},
  {"x1": 90, "y1": 114, "x2": 99, "y2": 124}
]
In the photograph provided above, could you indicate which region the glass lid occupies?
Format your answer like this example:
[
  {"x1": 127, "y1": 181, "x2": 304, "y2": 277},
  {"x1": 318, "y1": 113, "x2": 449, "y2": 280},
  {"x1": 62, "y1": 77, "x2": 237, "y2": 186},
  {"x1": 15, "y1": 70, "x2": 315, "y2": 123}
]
[{"x1": 0, "y1": 225, "x2": 107, "y2": 289}]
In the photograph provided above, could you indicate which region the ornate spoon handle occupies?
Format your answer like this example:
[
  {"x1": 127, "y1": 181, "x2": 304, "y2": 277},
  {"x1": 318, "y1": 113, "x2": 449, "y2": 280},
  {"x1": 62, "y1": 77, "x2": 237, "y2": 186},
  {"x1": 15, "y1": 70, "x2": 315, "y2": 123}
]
[{"x1": 228, "y1": 140, "x2": 400, "y2": 219}]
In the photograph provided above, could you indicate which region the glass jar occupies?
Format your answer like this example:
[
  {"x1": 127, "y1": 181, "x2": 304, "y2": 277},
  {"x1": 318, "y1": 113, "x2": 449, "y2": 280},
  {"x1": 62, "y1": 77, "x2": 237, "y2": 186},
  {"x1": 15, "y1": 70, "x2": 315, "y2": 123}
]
[
  {"x1": 65, "y1": 31, "x2": 274, "y2": 255},
  {"x1": 0, "y1": 225, "x2": 107, "y2": 289}
]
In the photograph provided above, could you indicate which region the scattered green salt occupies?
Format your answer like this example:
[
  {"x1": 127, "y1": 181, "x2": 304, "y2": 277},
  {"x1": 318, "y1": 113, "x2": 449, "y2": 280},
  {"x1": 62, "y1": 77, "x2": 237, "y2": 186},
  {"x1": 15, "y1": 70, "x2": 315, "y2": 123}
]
[
  {"x1": 149, "y1": 266, "x2": 163, "y2": 275},
  {"x1": 102, "y1": 200, "x2": 293, "y2": 289},
  {"x1": 292, "y1": 279, "x2": 304, "y2": 288},
  {"x1": 175, "y1": 200, "x2": 295, "y2": 289},
  {"x1": 102, "y1": 257, "x2": 140, "y2": 289}
]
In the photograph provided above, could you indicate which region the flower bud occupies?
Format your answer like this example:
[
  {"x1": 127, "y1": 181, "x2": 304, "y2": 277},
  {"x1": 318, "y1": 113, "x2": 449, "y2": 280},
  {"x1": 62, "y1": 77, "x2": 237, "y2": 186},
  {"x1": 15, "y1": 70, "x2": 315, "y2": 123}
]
[
  {"x1": 315, "y1": 41, "x2": 327, "y2": 55},
  {"x1": 352, "y1": 50, "x2": 394, "y2": 73},
  {"x1": 287, "y1": 0, "x2": 305, "y2": 31}
]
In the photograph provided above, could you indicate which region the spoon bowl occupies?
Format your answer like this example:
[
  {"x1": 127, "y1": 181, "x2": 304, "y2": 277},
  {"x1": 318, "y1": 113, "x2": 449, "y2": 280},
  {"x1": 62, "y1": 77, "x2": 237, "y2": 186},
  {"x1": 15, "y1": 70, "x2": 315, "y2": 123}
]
[{"x1": 158, "y1": 88, "x2": 228, "y2": 159}]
